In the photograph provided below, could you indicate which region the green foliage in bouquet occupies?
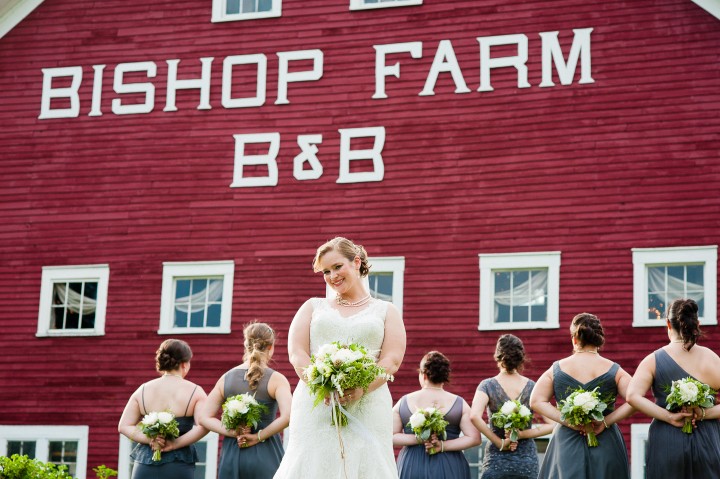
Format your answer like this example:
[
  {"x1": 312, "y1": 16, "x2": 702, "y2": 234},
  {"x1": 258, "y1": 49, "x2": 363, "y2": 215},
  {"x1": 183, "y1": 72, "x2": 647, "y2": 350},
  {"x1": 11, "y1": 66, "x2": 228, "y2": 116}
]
[
  {"x1": 221, "y1": 393, "x2": 269, "y2": 431},
  {"x1": 138, "y1": 411, "x2": 180, "y2": 461},
  {"x1": 0, "y1": 454, "x2": 73, "y2": 479},
  {"x1": 559, "y1": 387, "x2": 608, "y2": 447},
  {"x1": 490, "y1": 400, "x2": 533, "y2": 442},
  {"x1": 665, "y1": 377, "x2": 716, "y2": 434}
]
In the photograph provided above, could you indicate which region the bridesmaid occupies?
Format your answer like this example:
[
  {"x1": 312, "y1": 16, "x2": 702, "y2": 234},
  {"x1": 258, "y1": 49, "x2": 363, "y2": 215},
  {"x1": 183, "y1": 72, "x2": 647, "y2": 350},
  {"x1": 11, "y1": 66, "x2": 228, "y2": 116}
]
[
  {"x1": 199, "y1": 322, "x2": 292, "y2": 479},
  {"x1": 627, "y1": 298, "x2": 720, "y2": 478},
  {"x1": 530, "y1": 313, "x2": 635, "y2": 479},
  {"x1": 118, "y1": 339, "x2": 208, "y2": 479},
  {"x1": 470, "y1": 334, "x2": 554, "y2": 479},
  {"x1": 393, "y1": 351, "x2": 480, "y2": 479}
]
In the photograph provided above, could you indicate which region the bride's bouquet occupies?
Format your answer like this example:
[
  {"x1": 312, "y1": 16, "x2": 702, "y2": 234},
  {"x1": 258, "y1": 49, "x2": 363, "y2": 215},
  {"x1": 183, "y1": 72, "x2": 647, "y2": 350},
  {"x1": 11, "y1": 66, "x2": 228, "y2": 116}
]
[
  {"x1": 305, "y1": 341, "x2": 391, "y2": 426},
  {"x1": 665, "y1": 377, "x2": 716, "y2": 434},
  {"x1": 491, "y1": 400, "x2": 533, "y2": 442},
  {"x1": 139, "y1": 411, "x2": 180, "y2": 461},
  {"x1": 408, "y1": 407, "x2": 448, "y2": 455},
  {"x1": 221, "y1": 393, "x2": 269, "y2": 433},
  {"x1": 558, "y1": 387, "x2": 608, "y2": 447}
]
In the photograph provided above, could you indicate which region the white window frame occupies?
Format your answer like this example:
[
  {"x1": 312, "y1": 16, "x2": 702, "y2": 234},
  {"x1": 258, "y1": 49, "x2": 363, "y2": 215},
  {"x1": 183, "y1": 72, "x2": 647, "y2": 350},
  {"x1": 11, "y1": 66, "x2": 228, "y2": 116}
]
[
  {"x1": 159, "y1": 261, "x2": 235, "y2": 334},
  {"x1": 0, "y1": 425, "x2": 89, "y2": 479},
  {"x1": 630, "y1": 423, "x2": 650, "y2": 479},
  {"x1": 478, "y1": 252, "x2": 561, "y2": 331},
  {"x1": 350, "y1": 0, "x2": 422, "y2": 11},
  {"x1": 212, "y1": 0, "x2": 281, "y2": 22},
  {"x1": 118, "y1": 432, "x2": 219, "y2": 479},
  {"x1": 632, "y1": 245, "x2": 717, "y2": 327},
  {"x1": 324, "y1": 256, "x2": 405, "y2": 313},
  {"x1": 36, "y1": 264, "x2": 109, "y2": 337}
]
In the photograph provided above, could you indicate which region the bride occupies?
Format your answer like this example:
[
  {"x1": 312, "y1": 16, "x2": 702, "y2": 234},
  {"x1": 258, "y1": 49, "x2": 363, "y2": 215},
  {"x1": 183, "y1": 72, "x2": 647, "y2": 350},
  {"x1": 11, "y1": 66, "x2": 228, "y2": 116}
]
[{"x1": 274, "y1": 237, "x2": 406, "y2": 479}]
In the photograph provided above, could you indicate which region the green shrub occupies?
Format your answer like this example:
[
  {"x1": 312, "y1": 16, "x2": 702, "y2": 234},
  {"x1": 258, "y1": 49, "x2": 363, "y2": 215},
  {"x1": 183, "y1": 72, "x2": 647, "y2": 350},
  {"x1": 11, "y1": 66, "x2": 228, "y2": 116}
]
[
  {"x1": 0, "y1": 454, "x2": 73, "y2": 479},
  {"x1": 92, "y1": 465, "x2": 118, "y2": 479}
]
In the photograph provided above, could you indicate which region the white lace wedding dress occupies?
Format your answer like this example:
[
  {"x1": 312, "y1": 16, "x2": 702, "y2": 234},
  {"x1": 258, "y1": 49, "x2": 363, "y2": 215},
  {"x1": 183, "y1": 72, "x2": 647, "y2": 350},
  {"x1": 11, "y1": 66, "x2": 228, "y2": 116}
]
[{"x1": 273, "y1": 298, "x2": 399, "y2": 479}]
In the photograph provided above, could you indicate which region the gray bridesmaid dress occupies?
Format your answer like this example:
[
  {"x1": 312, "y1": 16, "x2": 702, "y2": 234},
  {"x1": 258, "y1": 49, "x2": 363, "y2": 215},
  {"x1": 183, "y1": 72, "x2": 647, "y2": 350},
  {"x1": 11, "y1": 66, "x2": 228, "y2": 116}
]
[
  {"x1": 218, "y1": 368, "x2": 284, "y2": 479},
  {"x1": 645, "y1": 349, "x2": 720, "y2": 479},
  {"x1": 396, "y1": 395, "x2": 472, "y2": 479},
  {"x1": 538, "y1": 362, "x2": 629, "y2": 479}
]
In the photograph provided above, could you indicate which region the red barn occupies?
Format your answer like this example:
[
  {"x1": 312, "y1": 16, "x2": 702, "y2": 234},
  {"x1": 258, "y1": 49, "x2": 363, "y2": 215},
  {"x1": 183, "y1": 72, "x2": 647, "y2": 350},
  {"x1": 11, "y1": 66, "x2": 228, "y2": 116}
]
[{"x1": 1, "y1": 0, "x2": 719, "y2": 477}]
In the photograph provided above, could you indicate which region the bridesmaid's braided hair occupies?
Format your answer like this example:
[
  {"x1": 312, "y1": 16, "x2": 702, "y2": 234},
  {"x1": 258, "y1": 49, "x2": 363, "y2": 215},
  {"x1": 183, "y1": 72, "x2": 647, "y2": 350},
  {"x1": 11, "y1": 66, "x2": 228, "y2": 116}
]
[
  {"x1": 420, "y1": 351, "x2": 451, "y2": 384},
  {"x1": 312, "y1": 237, "x2": 371, "y2": 277},
  {"x1": 155, "y1": 339, "x2": 192, "y2": 372},
  {"x1": 244, "y1": 321, "x2": 275, "y2": 390},
  {"x1": 668, "y1": 298, "x2": 703, "y2": 350},
  {"x1": 494, "y1": 334, "x2": 526, "y2": 373},
  {"x1": 571, "y1": 313, "x2": 605, "y2": 348}
]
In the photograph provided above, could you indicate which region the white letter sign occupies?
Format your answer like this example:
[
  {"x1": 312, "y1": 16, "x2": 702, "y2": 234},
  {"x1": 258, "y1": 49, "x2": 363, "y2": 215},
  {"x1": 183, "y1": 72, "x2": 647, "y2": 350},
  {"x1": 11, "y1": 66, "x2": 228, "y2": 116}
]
[
  {"x1": 337, "y1": 127, "x2": 386, "y2": 184},
  {"x1": 39, "y1": 66, "x2": 83, "y2": 119},
  {"x1": 293, "y1": 134, "x2": 324, "y2": 181},
  {"x1": 231, "y1": 133, "x2": 280, "y2": 188},
  {"x1": 275, "y1": 49, "x2": 324, "y2": 105},
  {"x1": 372, "y1": 42, "x2": 422, "y2": 99},
  {"x1": 477, "y1": 34, "x2": 531, "y2": 92},
  {"x1": 539, "y1": 28, "x2": 594, "y2": 87}
]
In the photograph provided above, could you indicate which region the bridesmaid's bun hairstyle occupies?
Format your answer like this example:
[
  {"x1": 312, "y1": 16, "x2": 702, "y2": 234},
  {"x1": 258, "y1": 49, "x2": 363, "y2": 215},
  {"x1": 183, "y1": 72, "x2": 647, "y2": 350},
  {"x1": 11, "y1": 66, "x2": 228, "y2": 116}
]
[
  {"x1": 570, "y1": 313, "x2": 605, "y2": 348},
  {"x1": 244, "y1": 321, "x2": 276, "y2": 390},
  {"x1": 312, "y1": 237, "x2": 371, "y2": 277},
  {"x1": 155, "y1": 339, "x2": 193, "y2": 372},
  {"x1": 420, "y1": 351, "x2": 451, "y2": 384},
  {"x1": 494, "y1": 334, "x2": 526, "y2": 373},
  {"x1": 668, "y1": 298, "x2": 703, "y2": 350}
]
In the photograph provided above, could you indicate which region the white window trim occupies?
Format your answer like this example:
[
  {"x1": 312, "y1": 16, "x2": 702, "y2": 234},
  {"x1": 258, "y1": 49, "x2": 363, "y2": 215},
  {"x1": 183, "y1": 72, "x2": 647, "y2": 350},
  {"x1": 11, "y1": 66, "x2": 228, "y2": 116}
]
[
  {"x1": 350, "y1": 0, "x2": 422, "y2": 11},
  {"x1": 36, "y1": 264, "x2": 109, "y2": 337},
  {"x1": 631, "y1": 245, "x2": 717, "y2": 327},
  {"x1": 211, "y1": 0, "x2": 281, "y2": 22},
  {"x1": 324, "y1": 256, "x2": 405, "y2": 313},
  {"x1": 478, "y1": 252, "x2": 561, "y2": 331},
  {"x1": 159, "y1": 260, "x2": 235, "y2": 335},
  {"x1": 0, "y1": 425, "x2": 89, "y2": 479},
  {"x1": 630, "y1": 423, "x2": 650, "y2": 479},
  {"x1": 118, "y1": 432, "x2": 219, "y2": 479}
]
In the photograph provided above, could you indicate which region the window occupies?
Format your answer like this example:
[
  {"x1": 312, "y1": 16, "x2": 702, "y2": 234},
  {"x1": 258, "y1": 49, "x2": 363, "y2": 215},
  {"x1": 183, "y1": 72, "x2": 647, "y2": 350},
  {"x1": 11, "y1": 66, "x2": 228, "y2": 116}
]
[
  {"x1": 212, "y1": 0, "x2": 281, "y2": 22},
  {"x1": 632, "y1": 246, "x2": 717, "y2": 327},
  {"x1": 630, "y1": 423, "x2": 650, "y2": 479},
  {"x1": 350, "y1": 0, "x2": 422, "y2": 10},
  {"x1": 0, "y1": 426, "x2": 88, "y2": 479},
  {"x1": 159, "y1": 261, "x2": 235, "y2": 334},
  {"x1": 324, "y1": 256, "x2": 405, "y2": 313},
  {"x1": 478, "y1": 252, "x2": 561, "y2": 330},
  {"x1": 37, "y1": 265, "x2": 109, "y2": 337},
  {"x1": 117, "y1": 432, "x2": 219, "y2": 479}
]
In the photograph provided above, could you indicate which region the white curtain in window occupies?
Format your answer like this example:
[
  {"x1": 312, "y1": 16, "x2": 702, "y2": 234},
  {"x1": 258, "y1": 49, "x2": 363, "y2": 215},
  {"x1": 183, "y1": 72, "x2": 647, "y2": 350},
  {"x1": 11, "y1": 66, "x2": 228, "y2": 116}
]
[
  {"x1": 648, "y1": 268, "x2": 704, "y2": 301},
  {"x1": 175, "y1": 280, "x2": 223, "y2": 313},
  {"x1": 494, "y1": 271, "x2": 548, "y2": 307},
  {"x1": 54, "y1": 284, "x2": 97, "y2": 314}
]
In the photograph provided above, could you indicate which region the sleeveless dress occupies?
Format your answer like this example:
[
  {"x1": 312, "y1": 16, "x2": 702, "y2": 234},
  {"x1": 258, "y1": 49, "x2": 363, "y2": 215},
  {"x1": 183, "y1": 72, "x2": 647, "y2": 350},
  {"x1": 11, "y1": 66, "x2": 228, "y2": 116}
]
[
  {"x1": 130, "y1": 385, "x2": 199, "y2": 479},
  {"x1": 218, "y1": 367, "x2": 285, "y2": 479},
  {"x1": 396, "y1": 395, "x2": 471, "y2": 479},
  {"x1": 538, "y1": 362, "x2": 629, "y2": 479},
  {"x1": 478, "y1": 378, "x2": 538, "y2": 479},
  {"x1": 645, "y1": 349, "x2": 720, "y2": 478},
  {"x1": 273, "y1": 298, "x2": 398, "y2": 479}
]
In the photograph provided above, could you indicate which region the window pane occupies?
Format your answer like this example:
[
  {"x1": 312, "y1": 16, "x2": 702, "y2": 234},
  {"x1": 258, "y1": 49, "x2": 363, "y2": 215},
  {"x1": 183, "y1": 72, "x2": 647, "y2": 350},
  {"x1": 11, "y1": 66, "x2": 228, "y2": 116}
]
[
  {"x1": 697, "y1": 298, "x2": 705, "y2": 318},
  {"x1": 686, "y1": 265, "x2": 704, "y2": 286},
  {"x1": 494, "y1": 272, "x2": 511, "y2": 294},
  {"x1": 196, "y1": 442, "x2": 207, "y2": 462},
  {"x1": 191, "y1": 279, "x2": 208, "y2": 295},
  {"x1": 209, "y1": 279, "x2": 224, "y2": 302},
  {"x1": 242, "y1": 0, "x2": 255, "y2": 13},
  {"x1": 190, "y1": 309, "x2": 205, "y2": 328},
  {"x1": 667, "y1": 265, "x2": 684, "y2": 281},
  {"x1": 648, "y1": 293, "x2": 667, "y2": 320},
  {"x1": 513, "y1": 270, "x2": 529, "y2": 287},
  {"x1": 207, "y1": 304, "x2": 222, "y2": 327},
  {"x1": 513, "y1": 305, "x2": 529, "y2": 323},
  {"x1": 530, "y1": 303, "x2": 547, "y2": 322},
  {"x1": 194, "y1": 466, "x2": 206, "y2": 479},
  {"x1": 8, "y1": 441, "x2": 36, "y2": 458},
  {"x1": 369, "y1": 273, "x2": 393, "y2": 301},
  {"x1": 494, "y1": 303, "x2": 510, "y2": 323},
  {"x1": 226, "y1": 0, "x2": 240, "y2": 14},
  {"x1": 258, "y1": 0, "x2": 272, "y2": 11},
  {"x1": 174, "y1": 307, "x2": 189, "y2": 328},
  {"x1": 175, "y1": 280, "x2": 191, "y2": 301}
]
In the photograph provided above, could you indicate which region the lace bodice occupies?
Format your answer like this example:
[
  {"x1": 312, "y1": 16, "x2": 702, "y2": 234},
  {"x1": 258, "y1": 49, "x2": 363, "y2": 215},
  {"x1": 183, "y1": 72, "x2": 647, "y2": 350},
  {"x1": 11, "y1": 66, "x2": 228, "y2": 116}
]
[{"x1": 309, "y1": 298, "x2": 388, "y2": 358}]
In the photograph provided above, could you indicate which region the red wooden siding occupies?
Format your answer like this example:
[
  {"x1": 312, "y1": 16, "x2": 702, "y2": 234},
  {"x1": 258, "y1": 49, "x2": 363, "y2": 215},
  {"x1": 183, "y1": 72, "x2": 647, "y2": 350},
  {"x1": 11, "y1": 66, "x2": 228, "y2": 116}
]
[{"x1": 1, "y1": 0, "x2": 719, "y2": 475}]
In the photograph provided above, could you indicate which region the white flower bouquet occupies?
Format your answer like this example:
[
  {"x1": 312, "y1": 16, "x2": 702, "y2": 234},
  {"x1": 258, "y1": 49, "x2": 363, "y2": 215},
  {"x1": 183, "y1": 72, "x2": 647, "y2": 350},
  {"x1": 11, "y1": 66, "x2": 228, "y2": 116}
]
[
  {"x1": 221, "y1": 393, "x2": 269, "y2": 433},
  {"x1": 305, "y1": 341, "x2": 391, "y2": 426},
  {"x1": 408, "y1": 407, "x2": 449, "y2": 455},
  {"x1": 491, "y1": 400, "x2": 533, "y2": 442},
  {"x1": 139, "y1": 411, "x2": 180, "y2": 461},
  {"x1": 558, "y1": 387, "x2": 608, "y2": 447},
  {"x1": 665, "y1": 377, "x2": 716, "y2": 434}
]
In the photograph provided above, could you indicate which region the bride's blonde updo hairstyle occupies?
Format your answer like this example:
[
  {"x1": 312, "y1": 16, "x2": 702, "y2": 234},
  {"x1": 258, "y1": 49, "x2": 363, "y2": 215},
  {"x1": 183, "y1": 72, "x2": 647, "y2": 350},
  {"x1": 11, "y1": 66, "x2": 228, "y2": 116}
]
[
  {"x1": 243, "y1": 321, "x2": 275, "y2": 390},
  {"x1": 155, "y1": 339, "x2": 193, "y2": 372},
  {"x1": 312, "y1": 237, "x2": 371, "y2": 277}
]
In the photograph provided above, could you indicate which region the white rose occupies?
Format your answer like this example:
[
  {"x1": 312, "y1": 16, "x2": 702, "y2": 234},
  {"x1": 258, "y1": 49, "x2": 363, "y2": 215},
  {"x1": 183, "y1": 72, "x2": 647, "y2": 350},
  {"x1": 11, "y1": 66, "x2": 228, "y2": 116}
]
[
  {"x1": 500, "y1": 401, "x2": 518, "y2": 416},
  {"x1": 519, "y1": 405, "x2": 532, "y2": 418},
  {"x1": 332, "y1": 348, "x2": 357, "y2": 365},
  {"x1": 227, "y1": 399, "x2": 249, "y2": 414},
  {"x1": 141, "y1": 412, "x2": 159, "y2": 426},
  {"x1": 409, "y1": 412, "x2": 426, "y2": 429},
  {"x1": 157, "y1": 412, "x2": 174, "y2": 424},
  {"x1": 573, "y1": 392, "x2": 599, "y2": 413},
  {"x1": 318, "y1": 343, "x2": 339, "y2": 358},
  {"x1": 241, "y1": 394, "x2": 258, "y2": 406},
  {"x1": 678, "y1": 381, "x2": 699, "y2": 403}
]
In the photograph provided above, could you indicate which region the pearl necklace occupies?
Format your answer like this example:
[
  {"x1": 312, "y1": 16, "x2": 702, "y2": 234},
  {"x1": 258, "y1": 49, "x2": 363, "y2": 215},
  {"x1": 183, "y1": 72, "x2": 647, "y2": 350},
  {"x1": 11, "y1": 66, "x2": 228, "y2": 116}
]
[
  {"x1": 423, "y1": 386, "x2": 443, "y2": 390},
  {"x1": 163, "y1": 372, "x2": 183, "y2": 378},
  {"x1": 335, "y1": 293, "x2": 371, "y2": 307},
  {"x1": 574, "y1": 349, "x2": 598, "y2": 355}
]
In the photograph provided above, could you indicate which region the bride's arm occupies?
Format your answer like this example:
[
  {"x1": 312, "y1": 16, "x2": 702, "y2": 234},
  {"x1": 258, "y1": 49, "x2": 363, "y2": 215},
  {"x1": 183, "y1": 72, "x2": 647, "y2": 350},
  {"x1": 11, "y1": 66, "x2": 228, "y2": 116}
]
[{"x1": 288, "y1": 299, "x2": 314, "y2": 381}]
